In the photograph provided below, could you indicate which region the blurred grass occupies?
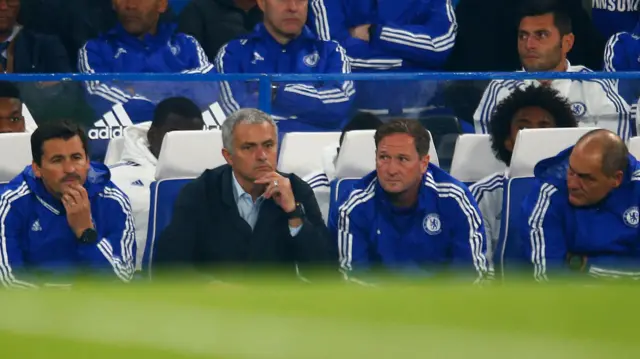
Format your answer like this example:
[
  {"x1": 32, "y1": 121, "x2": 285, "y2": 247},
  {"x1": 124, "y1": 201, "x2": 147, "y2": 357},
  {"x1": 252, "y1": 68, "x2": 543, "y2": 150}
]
[{"x1": 1, "y1": 278, "x2": 638, "y2": 359}]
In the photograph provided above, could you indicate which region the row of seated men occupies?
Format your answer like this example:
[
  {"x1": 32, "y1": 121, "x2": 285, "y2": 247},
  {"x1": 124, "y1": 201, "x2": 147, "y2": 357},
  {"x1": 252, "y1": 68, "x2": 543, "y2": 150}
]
[
  {"x1": 15, "y1": 0, "x2": 634, "y2": 75},
  {"x1": 1, "y1": 83, "x2": 639, "y2": 286},
  {"x1": 4, "y1": 0, "x2": 637, "y2": 157}
]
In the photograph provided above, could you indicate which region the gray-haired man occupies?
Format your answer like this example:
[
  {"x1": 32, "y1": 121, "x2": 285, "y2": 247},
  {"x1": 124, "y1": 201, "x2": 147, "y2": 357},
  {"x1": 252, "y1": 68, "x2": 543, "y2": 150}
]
[{"x1": 154, "y1": 108, "x2": 336, "y2": 279}]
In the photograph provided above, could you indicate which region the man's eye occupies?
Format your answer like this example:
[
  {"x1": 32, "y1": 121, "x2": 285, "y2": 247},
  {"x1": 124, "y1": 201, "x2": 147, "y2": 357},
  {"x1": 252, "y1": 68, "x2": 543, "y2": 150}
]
[{"x1": 10, "y1": 117, "x2": 19, "y2": 122}]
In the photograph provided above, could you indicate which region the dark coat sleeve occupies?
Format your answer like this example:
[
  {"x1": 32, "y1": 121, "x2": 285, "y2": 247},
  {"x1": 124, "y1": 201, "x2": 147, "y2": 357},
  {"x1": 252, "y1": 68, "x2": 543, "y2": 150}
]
[{"x1": 289, "y1": 175, "x2": 338, "y2": 267}]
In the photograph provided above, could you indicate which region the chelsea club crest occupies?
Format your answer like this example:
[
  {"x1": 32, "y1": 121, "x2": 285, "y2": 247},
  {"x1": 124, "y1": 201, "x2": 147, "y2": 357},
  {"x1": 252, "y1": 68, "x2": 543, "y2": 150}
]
[
  {"x1": 303, "y1": 52, "x2": 319, "y2": 67},
  {"x1": 570, "y1": 102, "x2": 587, "y2": 118},
  {"x1": 423, "y1": 213, "x2": 442, "y2": 235},
  {"x1": 623, "y1": 206, "x2": 639, "y2": 228}
]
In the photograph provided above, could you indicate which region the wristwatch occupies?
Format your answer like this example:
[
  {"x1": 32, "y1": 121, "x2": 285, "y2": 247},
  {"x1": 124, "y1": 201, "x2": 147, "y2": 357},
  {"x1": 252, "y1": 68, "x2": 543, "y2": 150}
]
[
  {"x1": 286, "y1": 202, "x2": 305, "y2": 219},
  {"x1": 78, "y1": 228, "x2": 98, "y2": 245}
]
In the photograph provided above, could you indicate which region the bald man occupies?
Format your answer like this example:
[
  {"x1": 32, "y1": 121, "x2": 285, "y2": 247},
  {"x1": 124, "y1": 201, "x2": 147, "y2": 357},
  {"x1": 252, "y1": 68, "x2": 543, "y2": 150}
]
[{"x1": 522, "y1": 129, "x2": 640, "y2": 281}]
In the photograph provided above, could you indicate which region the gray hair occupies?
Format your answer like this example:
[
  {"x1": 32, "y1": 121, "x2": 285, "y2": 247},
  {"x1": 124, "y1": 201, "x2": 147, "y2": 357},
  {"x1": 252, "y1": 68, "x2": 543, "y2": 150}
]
[{"x1": 221, "y1": 108, "x2": 278, "y2": 153}]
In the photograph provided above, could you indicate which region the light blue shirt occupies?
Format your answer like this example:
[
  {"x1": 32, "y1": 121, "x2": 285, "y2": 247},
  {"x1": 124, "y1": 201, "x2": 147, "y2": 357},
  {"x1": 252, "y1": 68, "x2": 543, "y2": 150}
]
[{"x1": 232, "y1": 173, "x2": 302, "y2": 237}]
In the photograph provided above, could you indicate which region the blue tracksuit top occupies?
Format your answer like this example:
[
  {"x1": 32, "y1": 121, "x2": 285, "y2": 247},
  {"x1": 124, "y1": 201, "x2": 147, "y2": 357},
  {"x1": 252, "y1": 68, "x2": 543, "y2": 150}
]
[
  {"x1": 215, "y1": 23, "x2": 355, "y2": 133},
  {"x1": 307, "y1": 0, "x2": 456, "y2": 113},
  {"x1": 78, "y1": 22, "x2": 217, "y2": 123},
  {"x1": 0, "y1": 163, "x2": 136, "y2": 288},
  {"x1": 604, "y1": 22, "x2": 640, "y2": 107},
  {"x1": 522, "y1": 146, "x2": 640, "y2": 281},
  {"x1": 331, "y1": 164, "x2": 489, "y2": 280}
]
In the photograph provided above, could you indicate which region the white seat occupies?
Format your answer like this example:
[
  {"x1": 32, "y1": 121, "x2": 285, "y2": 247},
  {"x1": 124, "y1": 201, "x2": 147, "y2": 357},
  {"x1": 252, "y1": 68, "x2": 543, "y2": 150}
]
[
  {"x1": 0, "y1": 133, "x2": 32, "y2": 182},
  {"x1": 334, "y1": 130, "x2": 439, "y2": 178},
  {"x1": 510, "y1": 127, "x2": 599, "y2": 178},
  {"x1": 629, "y1": 137, "x2": 640, "y2": 158},
  {"x1": 155, "y1": 129, "x2": 226, "y2": 180},
  {"x1": 277, "y1": 132, "x2": 340, "y2": 178},
  {"x1": 450, "y1": 134, "x2": 506, "y2": 183},
  {"x1": 103, "y1": 136, "x2": 126, "y2": 166}
]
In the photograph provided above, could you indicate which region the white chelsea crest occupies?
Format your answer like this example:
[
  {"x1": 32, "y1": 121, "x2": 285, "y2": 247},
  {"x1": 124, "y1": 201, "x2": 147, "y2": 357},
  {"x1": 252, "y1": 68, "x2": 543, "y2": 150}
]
[
  {"x1": 623, "y1": 206, "x2": 639, "y2": 228},
  {"x1": 423, "y1": 213, "x2": 442, "y2": 235},
  {"x1": 303, "y1": 52, "x2": 319, "y2": 67}
]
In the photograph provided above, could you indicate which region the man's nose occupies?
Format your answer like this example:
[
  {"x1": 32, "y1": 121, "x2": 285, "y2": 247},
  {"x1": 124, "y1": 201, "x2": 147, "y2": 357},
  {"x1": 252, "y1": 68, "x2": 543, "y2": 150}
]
[
  {"x1": 525, "y1": 37, "x2": 538, "y2": 50},
  {"x1": 63, "y1": 160, "x2": 76, "y2": 173},
  {"x1": 285, "y1": 0, "x2": 299, "y2": 11},
  {"x1": 386, "y1": 160, "x2": 400, "y2": 175},
  {"x1": 255, "y1": 146, "x2": 267, "y2": 160}
]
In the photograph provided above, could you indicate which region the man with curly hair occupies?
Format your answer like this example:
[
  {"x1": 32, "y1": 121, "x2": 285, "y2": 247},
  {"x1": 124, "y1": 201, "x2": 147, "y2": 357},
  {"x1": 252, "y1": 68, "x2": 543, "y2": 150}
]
[{"x1": 470, "y1": 85, "x2": 577, "y2": 265}]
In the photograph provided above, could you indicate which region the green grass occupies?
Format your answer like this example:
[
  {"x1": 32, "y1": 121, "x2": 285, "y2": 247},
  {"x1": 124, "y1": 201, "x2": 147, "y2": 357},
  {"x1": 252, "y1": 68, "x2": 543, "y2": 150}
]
[{"x1": 1, "y1": 280, "x2": 638, "y2": 358}]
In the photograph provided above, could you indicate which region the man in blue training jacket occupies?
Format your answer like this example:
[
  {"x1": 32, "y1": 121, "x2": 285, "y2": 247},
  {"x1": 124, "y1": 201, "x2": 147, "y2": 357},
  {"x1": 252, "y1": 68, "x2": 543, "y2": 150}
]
[
  {"x1": 523, "y1": 129, "x2": 640, "y2": 281},
  {"x1": 307, "y1": 0, "x2": 456, "y2": 117},
  {"x1": 331, "y1": 119, "x2": 489, "y2": 281},
  {"x1": 603, "y1": 7, "x2": 640, "y2": 108},
  {"x1": 0, "y1": 121, "x2": 136, "y2": 288},
  {"x1": 78, "y1": 0, "x2": 218, "y2": 126},
  {"x1": 215, "y1": 0, "x2": 355, "y2": 134}
]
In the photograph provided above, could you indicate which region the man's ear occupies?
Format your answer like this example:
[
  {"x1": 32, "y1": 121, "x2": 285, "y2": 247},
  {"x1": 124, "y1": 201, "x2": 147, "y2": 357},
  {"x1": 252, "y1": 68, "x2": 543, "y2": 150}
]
[
  {"x1": 31, "y1": 162, "x2": 41, "y2": 178},
  {"x1": 420, "y1": 154, "x2": 430, "y2": 173},
  {"x1": 562, "y1": 33, "x2": 575, "y2": 55},
  {"x1": 222, "y1": 148, "x2": 233, "y2": 166},
  {"x1": 612, "y1": 170, "x2": 624, "y2": 188}
]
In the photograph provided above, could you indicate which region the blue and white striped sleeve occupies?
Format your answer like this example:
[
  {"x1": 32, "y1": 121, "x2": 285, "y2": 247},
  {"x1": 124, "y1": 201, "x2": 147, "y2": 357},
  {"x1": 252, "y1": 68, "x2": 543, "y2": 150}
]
[
  {"x1": 214, "y1": 41, "x2": 257, "y2": 116},
  {"x1": 333, "y1": 182, "x2": 376, "y2": 277},
  {"x1": 369, "y1": 0, "x2": 456, "y2": 67},
  {"x1": 77, "y1": 186, "x2": 136, "y2": 282},
  {"x1": 308, "y1": 0, "x2": 405, "y2": 70},
  {"x1": 521, "y1": 182, "x2": 566, "y2": 282},
  {"x1": 78, "y1": 40, "x2": 156, "y2": 123},
  {"x1": 469, "y1": 172, "x2": 506, "y2": 266},
  {"x1": 444, "y1": 183, "x2": 490, "y2": 281},
  {"x1": 0, "y1": 183, "x2": 37, "y2": 289},
  {"x1": 304, "y1": 172, "x2": 331, "y2": 190}
]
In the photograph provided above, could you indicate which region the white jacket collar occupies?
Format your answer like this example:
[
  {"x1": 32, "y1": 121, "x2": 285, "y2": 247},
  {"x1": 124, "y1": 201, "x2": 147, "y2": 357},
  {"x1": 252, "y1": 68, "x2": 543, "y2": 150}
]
[{"x1": 521, "y1": 60, "x2": 588, "y2": 97}]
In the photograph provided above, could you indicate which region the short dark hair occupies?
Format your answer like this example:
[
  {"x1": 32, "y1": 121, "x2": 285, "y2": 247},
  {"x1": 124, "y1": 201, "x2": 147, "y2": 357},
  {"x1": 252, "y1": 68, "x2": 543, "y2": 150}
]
[
  {"x1": 577, "y1": 129, "x2": 629, "y2": 177},
  {"x1": 518, "y1": 0, "x2": 572, "y2": 36},
  {"x1": 489, "y1": 85, "x2": 577, "y2": 165},
  {"x1": 0, "y1": 81, "x2": 21, "y2": 101},
  {"x1": 152, "y1": 97, "x2": 202, "y2": 128},
  {"x1": 374, "y1": 119, "x2": 431, "y2": 157},
  {"x1": 340, "y1": 112, "x2": 383, "y2": 146},
  {"x1": 31, "y1": 121, "x2": 90, "y2": 166}
]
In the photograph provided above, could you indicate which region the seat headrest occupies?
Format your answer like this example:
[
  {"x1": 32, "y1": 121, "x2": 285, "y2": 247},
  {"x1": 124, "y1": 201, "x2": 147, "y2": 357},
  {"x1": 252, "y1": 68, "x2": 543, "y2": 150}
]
[
  {"x1": 155, "y1": 130, "x2": 226, "y2": 179},
  {"x1": 510, "y1": 127, "x2": 599, "y2": 178},
  {"x1": 277, "y1": 131, "x2": 340, "y2": 177},
  {"x1": 335, "y1": 130, "x2": 439, "y2": 178},
  {"x1": 0, "y1": 132, "x2": 32, "y2": 182},
  {"x1": 628, "y1": 137, "x2": 640, "y2": 159},
  {"x1": 450, "y1": 134, "x2": 506, "y2": 182}
]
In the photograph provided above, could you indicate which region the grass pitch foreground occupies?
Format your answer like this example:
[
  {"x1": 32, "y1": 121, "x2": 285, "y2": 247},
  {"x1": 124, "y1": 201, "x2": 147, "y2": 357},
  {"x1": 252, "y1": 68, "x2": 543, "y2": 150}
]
[{"x1": 0, "y1": 281, "x2": 637, "y2": 359}]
